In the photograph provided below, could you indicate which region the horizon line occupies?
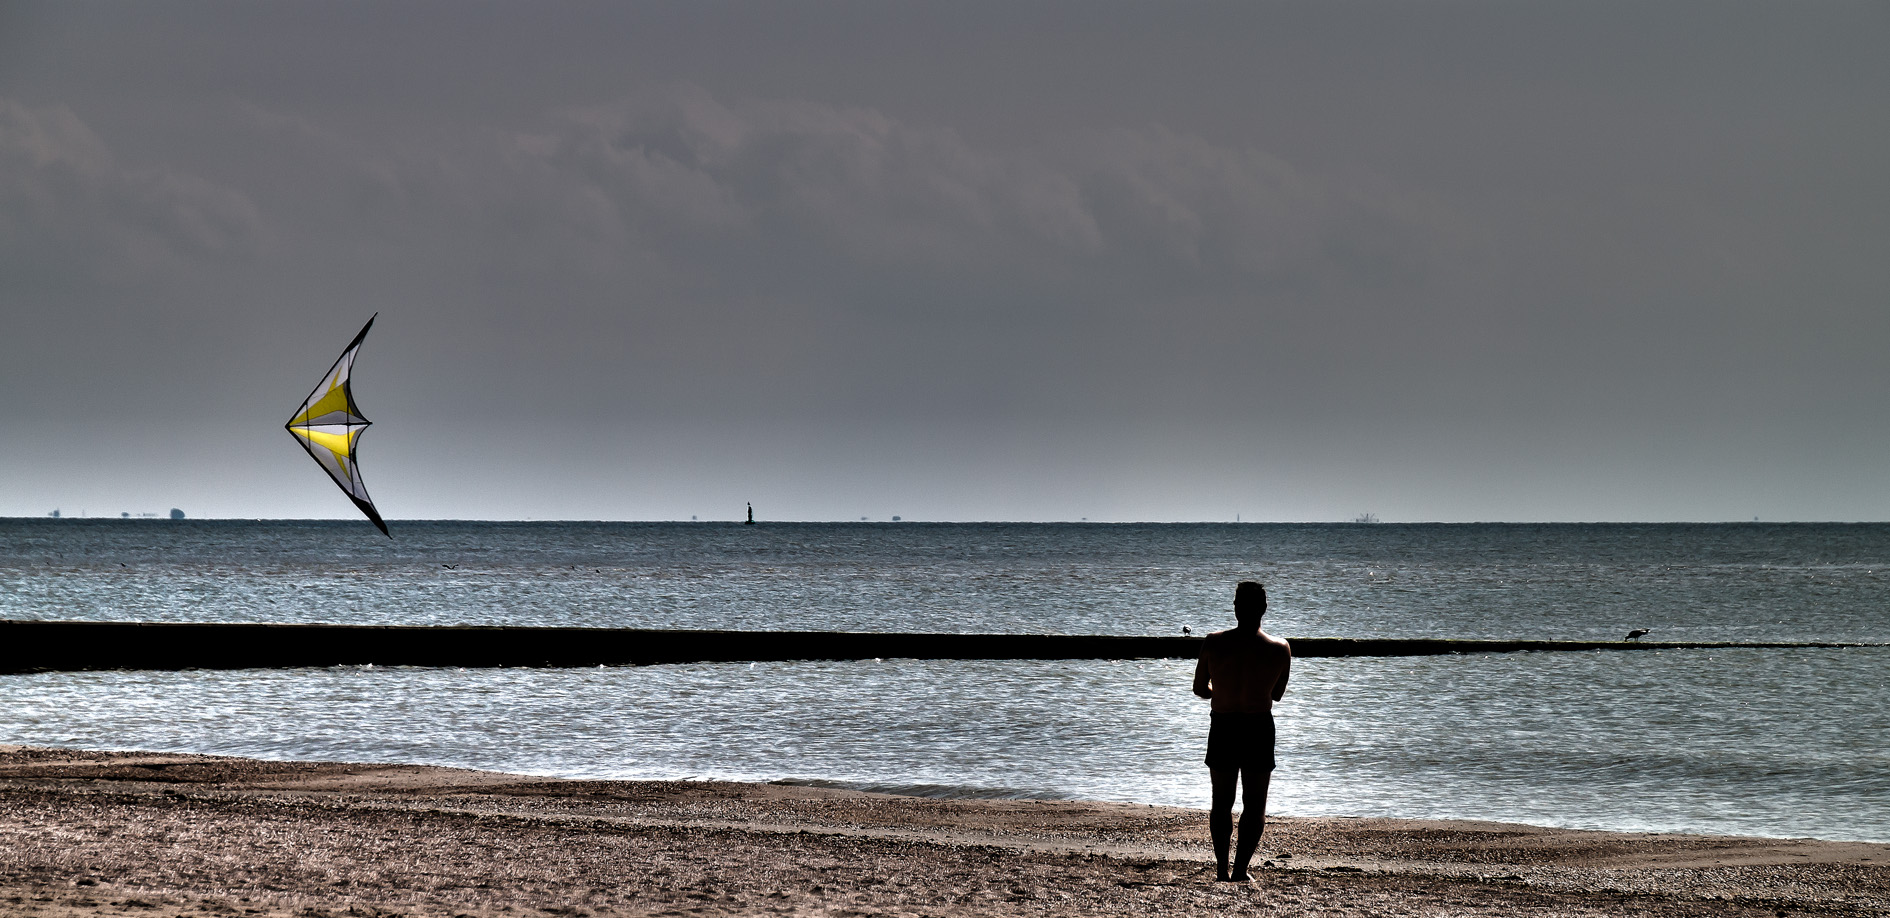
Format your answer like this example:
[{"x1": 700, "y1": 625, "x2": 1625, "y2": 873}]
[{"x1": 8, "y1": 516, "x2": 1885, "y2": 526}]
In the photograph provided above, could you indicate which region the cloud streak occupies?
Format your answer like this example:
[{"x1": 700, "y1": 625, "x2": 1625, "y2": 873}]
[
  {"x1": 0, "y1": 100, "x2": 263, "y2": 285},
  {"x1": 484, "y1": 87, "x2": 1459, "y2": 296}
]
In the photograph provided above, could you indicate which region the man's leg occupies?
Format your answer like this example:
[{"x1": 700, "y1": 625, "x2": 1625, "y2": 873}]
[
  {"x1": 1229, "y1": 766, "x2": 1272, "y2": 881},
  {"x1": 1209, "y1": 766, "x2": 1239, "y2": 881}
]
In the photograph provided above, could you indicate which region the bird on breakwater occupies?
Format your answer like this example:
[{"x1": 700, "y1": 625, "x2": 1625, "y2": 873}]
[
  {"x1": 1625, "y1": 629, "x2": 1651, "y2": 641},
  {"x1": 1182, "y1": 626, "x2": 1192, "y2": 634}
]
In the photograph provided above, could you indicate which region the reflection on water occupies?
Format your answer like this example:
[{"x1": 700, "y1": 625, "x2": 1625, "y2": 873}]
[
  {"x1": 4, "y1": 647, "x2": 1885, "y2": 842},
  {"x1": 5, "y1": 521, "x2": 1887, "y2": 842},
  {"x1": 6, "y1": 520, "x2": 1890, "y2": 643}
]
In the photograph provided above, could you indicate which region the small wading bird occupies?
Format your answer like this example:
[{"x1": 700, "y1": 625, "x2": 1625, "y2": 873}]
[{"x1": 1625, "y1": 628, "x2": 1651, "y2": 641}]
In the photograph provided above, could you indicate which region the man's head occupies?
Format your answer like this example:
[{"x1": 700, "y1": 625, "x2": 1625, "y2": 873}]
[{"x1": 1234, "y1": 580, "x2": 1266, "y2": 625}]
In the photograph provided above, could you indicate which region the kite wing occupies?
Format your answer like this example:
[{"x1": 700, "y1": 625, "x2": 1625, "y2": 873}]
[{"x1": 285, "y1": 315, "x2": 389, "y2": 536}]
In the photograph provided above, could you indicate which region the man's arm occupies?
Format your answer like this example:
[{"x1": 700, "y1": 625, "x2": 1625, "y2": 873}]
[
  {"x1": 1192, "y1": 650, "x2": 1213, "y2": 700},
  {"x1": 1271, "y1": 642, "x2": 1291, "y2": 701}
]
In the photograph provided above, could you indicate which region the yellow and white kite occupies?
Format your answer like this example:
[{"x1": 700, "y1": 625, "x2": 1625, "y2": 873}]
[{"x1": 285, "y1": 315, "x2": 389, "y2": 536}]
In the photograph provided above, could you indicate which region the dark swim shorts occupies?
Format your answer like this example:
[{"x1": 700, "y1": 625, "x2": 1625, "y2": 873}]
[{"x1": 1205, "y1": 711, "x2": 1276, "y2": 771}]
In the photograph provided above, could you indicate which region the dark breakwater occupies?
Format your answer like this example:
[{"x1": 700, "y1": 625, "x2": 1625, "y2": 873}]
[{"x1": 0, "y1": 620, "x2": 1874, "y2": 674}]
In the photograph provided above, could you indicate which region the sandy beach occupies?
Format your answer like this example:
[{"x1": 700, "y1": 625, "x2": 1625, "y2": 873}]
[{"x1": 1, "y1": 746, "x2": 1883, "y2": 917}]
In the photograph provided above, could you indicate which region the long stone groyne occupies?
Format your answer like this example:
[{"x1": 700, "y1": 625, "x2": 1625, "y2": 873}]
[{"x1": 0, "y1": 620, "x2": 1878, "y2": 674}]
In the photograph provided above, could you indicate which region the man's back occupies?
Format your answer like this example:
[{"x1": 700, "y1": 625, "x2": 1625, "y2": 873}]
[
  {"x1": 1194, "y1": 628, "x2": 1291, "y2": 714},
  {"x1": 1193, "y1": 580, "x2": 1292, "y2": 883}
]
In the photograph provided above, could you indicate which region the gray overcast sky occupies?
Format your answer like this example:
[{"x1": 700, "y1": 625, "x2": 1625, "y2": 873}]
[{"x1": 3, "y1": 1, "x2": 1887, "y2": 522}]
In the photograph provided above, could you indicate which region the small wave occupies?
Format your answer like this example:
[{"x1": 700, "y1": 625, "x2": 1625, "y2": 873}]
[{"x1": 770, "y1": 777, "x2": 1078, "y2": 802}]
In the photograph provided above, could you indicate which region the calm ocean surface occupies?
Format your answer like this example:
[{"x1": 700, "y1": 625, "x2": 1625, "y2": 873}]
[{"x1": 2, "y1": 520, "x2": 1886, "y2": 842}]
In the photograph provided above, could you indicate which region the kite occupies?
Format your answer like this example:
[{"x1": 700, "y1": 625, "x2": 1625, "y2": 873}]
[{"x1": 285, "y1": 315, "x2": 389, "y2": 536}]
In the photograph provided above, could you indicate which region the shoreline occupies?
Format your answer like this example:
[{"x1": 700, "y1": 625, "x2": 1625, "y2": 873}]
[{"x1": 2, "y1": 746, "x2": 1885, "y2": 917}]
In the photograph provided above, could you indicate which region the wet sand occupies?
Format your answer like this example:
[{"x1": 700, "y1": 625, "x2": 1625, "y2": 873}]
[{"x1": 1, "y1": 745, "x2": 1884, "y2": 917}]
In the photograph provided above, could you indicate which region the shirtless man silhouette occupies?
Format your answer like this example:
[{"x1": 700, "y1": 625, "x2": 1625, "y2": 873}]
[{"x1": 1192, "y1": 580, "x2": 1292, "y2": 882}]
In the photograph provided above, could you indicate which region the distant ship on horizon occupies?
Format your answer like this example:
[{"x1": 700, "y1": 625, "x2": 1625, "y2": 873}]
[{"x1": 47, "y1": 508, "x2": 185, "y2": 519}]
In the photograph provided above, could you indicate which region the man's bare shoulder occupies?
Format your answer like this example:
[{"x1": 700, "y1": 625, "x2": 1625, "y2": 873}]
[
  {"x1": 1202, "y1": 628, "x2": 1253, "y2": 648},
  {"x1": 1209, "y1": 629, "x2": 1291, "y2": 658},
  {"x1": 1203, "y1": 628, "x2": 1288, "y2": 650}
]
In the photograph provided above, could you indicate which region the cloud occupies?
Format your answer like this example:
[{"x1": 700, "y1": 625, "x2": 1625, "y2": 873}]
[
  {"x1": 0, "y1": 99, "x2": 265, "y2": 285},
  {"x1": 474, "y1": 85, "x2": 1460, "y2": 296},
  {"x1": 29, "y1": 84, "x2": 1469, "y2": 438},
  {"x1": 0, "y1": 84, "x2": 1480, "y2": 444},
  {"x1": 44, "y1": 83, "x2": 1459, "y2": 318},
  {"x1": 532, "y1": 87, "x2": 1097, "y2": 263}
]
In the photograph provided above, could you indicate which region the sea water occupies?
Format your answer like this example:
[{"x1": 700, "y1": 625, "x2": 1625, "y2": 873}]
[{"x1": 2, "y1": 520, "x2": 1886, "y2": 842}]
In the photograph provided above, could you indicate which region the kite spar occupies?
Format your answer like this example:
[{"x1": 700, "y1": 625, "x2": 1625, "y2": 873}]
[{"x1": 285, "y1": 315, "x2": 389, "y2": 536}]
